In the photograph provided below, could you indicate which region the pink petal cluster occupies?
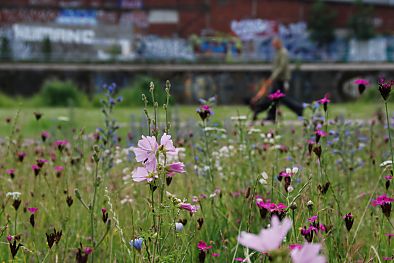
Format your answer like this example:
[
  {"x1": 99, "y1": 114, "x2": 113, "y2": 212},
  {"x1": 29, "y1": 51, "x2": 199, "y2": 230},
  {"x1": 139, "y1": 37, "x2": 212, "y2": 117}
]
[
  {"x1": 132, "y1": 133, "x2": 180, "y2": 182},
  {"x1": 133, "y1": 135, "x2": 159, "y2": 171},
  {"x1": 28, "y1": 207, "x2": 38, "y2": 214},
  {"x1": 237, "y1": 216, "x2": 292, "y2": 253},
  {"x1": 268, "y1": 90, "x2": 286, "y2": 101},
  {"x1": 179, "y1": 202, "x2": 199, "y2": 213},
  {"x1": 197, "y1": 241, "x2": 212, "y2": 251},
  {"x1": 317, "y1": 95, "x2": 330, "y2": 105},
  {"x1": 354, "y1": 79, "x2": 369, "y2": 85},
  {"x1": 290, "y1": 243, "x2": 326, "y2": 263},
  {"x1": 166, "y1": 162, "x2": 185, "y2": 177},
  {"x1": 256, "y1": 198, "x2": 287, "y2": 213},
  {"x1": 371, "y1": 194, "x2": 394, "y2": 207},
  {"x1": 132, "y1": 167, "x2": 157, "y2": 182},
  {"x1": 308, "y1": 215, "x2": 318, "y2": 223}
]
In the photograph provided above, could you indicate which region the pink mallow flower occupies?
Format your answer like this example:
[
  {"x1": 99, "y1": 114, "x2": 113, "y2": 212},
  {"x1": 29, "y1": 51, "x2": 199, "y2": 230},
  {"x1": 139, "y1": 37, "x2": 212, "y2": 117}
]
[
  {"x1": 133, "y1": 135, "x2": 159, "y2": 171},
  {"x1": 268, "y1": 90, "x2": 286, "y2": 101},
  {"x1": 237, "y1": 216, "x2": 292, "y2": 253},
  {"x1": 160, "y1": 133, "x2": 176, "y2": 153},
  {"x1": 290, "y1": 243, "x2": 326, "y2": 263},
  {"x1": 166, "y1": 162, "x2": 185, "y2": 177},
  {"x1": 27, "y1": 207, "x2": 38, "y2": 214},
  {"x1": 132, "y1": 166, "x2": 157, "y2": 183},
  {"x1": 179, "y1": 203, "x2": 199, "y2": 213}
]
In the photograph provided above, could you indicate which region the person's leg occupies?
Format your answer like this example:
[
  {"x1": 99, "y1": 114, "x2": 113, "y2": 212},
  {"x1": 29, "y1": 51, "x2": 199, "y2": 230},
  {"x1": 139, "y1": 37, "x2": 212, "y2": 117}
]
[
  {"x1": 273, "y1": 80, "x2": 303, "y2": 117},
  {"x1": 281, "y1": 96, "x2": 303, "y2": 117}
]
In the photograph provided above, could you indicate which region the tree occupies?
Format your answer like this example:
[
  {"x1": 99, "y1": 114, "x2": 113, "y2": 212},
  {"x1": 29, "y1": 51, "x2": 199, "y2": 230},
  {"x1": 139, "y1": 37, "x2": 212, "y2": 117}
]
[
  {"x1": 0, "y1": 36, "x2": 11, "y2": 60},
  {"x1": 308, "y1": 0, "x2": 337, "y2": 46},
  {"x1": 42, "y1": 36, "x2": 52, "y2": 61},
  {"x1": 348, "y1": 0, "x2": 375, "y2": 40}
]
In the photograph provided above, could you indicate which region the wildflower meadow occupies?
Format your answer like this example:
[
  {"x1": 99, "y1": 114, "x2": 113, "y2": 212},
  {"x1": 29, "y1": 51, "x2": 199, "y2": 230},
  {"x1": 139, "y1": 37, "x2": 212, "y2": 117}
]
[{"x1": 1, "y1": 79, "x2": 394, "y2": 263}]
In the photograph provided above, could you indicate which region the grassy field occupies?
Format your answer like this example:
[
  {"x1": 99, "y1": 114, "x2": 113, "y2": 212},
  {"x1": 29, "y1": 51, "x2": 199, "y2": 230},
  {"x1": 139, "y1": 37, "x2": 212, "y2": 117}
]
[
  {"x1": 0, "y1": 102, "x2": 390, "y2": 138},
  {"x1": 0, "y1": 94, "x2": 393, "y2": 262}
]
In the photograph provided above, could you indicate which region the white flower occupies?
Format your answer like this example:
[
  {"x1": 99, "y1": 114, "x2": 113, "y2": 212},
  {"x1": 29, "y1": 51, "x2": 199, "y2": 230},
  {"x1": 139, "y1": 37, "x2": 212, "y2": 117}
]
[
  {"x1": 259, "y1": 172, "x2": 269, "y2": 185},
  {"x1": 380, "y1": 160, "x2": 392, "y2": 167},
  {"x1": 175, "y1": 222, "x2": 184, "y2": 232},
  {"x1": 6, "y1": 192, "x2": 21, "y2": 200},
  {"x1": 230, "y1": 115, "x2": 247, "y2": 121},
  {"x1": 292, "y1": 167, "x2": 299, "y2": 174},
  {"x1": 287, "y1": 186, "x2": 294, "y2": 192}
]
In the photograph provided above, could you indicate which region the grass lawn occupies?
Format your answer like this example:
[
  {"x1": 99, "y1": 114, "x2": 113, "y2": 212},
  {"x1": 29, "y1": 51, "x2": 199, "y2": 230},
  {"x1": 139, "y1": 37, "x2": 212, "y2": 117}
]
[{"x1": 0, "y1": 102, "x2": 390, "y2": 138}]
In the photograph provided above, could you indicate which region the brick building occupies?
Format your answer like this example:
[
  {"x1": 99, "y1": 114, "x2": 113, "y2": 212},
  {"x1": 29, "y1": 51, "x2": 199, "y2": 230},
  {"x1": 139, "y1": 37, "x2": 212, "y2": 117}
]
[{"x1": 1, "y1": 0, "x2": 394, "y2": 37}]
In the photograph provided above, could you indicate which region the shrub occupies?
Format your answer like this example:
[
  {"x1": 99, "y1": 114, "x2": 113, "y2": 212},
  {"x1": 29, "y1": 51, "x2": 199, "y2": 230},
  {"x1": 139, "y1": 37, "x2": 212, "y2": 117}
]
[
  {"x1": 39, "y1": 79, "x2": 89, "y2": 107},
  {"x1": 120, "y1": 76, "x2": 171, "y2": 107},
  {"x1": 93, "y1": 76, "x2": 171, "y2": 107},
  {"x1": 0, "y1": 92, "x2": 16, "y2": 107}
]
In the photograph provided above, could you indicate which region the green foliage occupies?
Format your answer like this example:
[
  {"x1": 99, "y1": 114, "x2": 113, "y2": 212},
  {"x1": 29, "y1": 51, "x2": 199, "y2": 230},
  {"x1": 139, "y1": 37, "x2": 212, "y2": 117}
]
[
  {"x1": 0, "y1": 92, "x2": 16, "y2": 107},
  {"x1": 308, "y1": 0, "x2": 337, "y2": 46},
  {"x1": 360, "y1": 85, "x2": 393, "y2": 103},
  {"x1": 348, "y1": 0, "x2": 375, "y2": 40},
  {"x1": 42, "y1": 36, "x2": 52, "y2": 61},
  {"x1": 121, "y1": 76, "x2": 171, "y2": 107},
  {"x1": 0, "y1": 36, "x2": 11, "y2": 60},
  {"x1": 39, "y1": 79, "x2": 89, "y2": 107}
]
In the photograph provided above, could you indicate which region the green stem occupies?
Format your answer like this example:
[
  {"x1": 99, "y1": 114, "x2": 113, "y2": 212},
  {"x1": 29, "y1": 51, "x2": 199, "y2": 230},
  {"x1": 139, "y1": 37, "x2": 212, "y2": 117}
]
[
  {"x1": 90, "y1": 162, "x2": 99, "y2": 262},
  {"x1": 384, "y1": 102, "x2": 394, "y2": 168}
]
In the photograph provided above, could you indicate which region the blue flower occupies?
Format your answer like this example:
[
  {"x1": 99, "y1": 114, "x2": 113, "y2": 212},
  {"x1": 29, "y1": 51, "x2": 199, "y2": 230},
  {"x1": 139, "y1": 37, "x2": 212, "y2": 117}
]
[{"x1": 129, "y1": 238, "x2": 143, "y2": 251}]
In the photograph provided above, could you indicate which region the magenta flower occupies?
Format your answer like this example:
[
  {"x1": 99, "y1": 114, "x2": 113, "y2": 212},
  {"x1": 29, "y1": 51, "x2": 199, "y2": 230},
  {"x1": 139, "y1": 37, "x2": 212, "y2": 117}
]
[
  {"x1": 308, "y1": 215, "x2": 318, "y2": 223},
  {"x1": 166, "y1": 162, "x2": 185, "y2": 177},
  {"x1": 372, "y1": 194, "x2": 393, "y2": 217},
  {"x1": 354, "y1": 79, "x2": 369, "y2": 86},
  {"x1": 317, "y1": 95, "x2": 330, "y2": 105},
  {"x1": 54, "y1": 140, "x2": 68, "y2": 151},
  {"x1": 179, "y1": 203, "x2": 199, "y2": 213},
  {"x1": 289, "y1": 244, "x2": 303, "y2": 251},
  {"x1": 41, "y1": 131, "x2": 49, "y2": 142},
  {"x1": 197, "y1": 104, "x2": 213, "y2": 121},
  {"x1": 354, "y1": 79, "x2": 369, "y2": 94},
  {"x1": 197, "y1": 241, "x2": 212, "y2": 252},
  {"x1": 268, "y1": 90, "x2": 286, "y2": 101},
  {"x1": 55, "y1": 166, "x2": 64, "y2": 172},
  {"x1": 133, "y1": 135, "x2": 158, "y2": 171},
  {"x1": 315, "y1": 129, "x2": 327, "y2": 143},
  {"x1": 212, "y1": 253, "x2": 220, "y2": 257},
  {"x1": 32, "y1": 164, "x2": 41, "y2": 176},
  {"x1": 6, "y1": 169, "x2": 15, "y2": 179},
  {"x1": 234, "y1": 258, "x2": 245, "y2": 262},
  {"x1": 28, "y1": 207, "x2": 38, "y2": 214},
  {"x1": 36, "y1": 159, "x2": 48, "y2": 168},
  {"x1": 317, "y1": 94, "x2": 330, "y2": 112},
  {"x1": 84, "y1": 247, "x2": 93, "y2": 255},
  {"x1": 237, "y1": 216, "x2": 292, "y2": 253},
  {"x1": 343, "y1": 213, "x2": 354, "y2": 231},
  {"x1": 378, "y1": 78, "x2": 393, "y2": 101},
  {"x1": 6, "y1": 235, "x2": 12, "y2": 242},
  {"x1": 290, "y1": 243, "x2": 326, "y2": 263},
  {"x1": 17, "y1": 152, "x2": 26, "y2": 162},
  {"x1": 132, "y1": 166, "x2": 157, "y2": 183}
]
